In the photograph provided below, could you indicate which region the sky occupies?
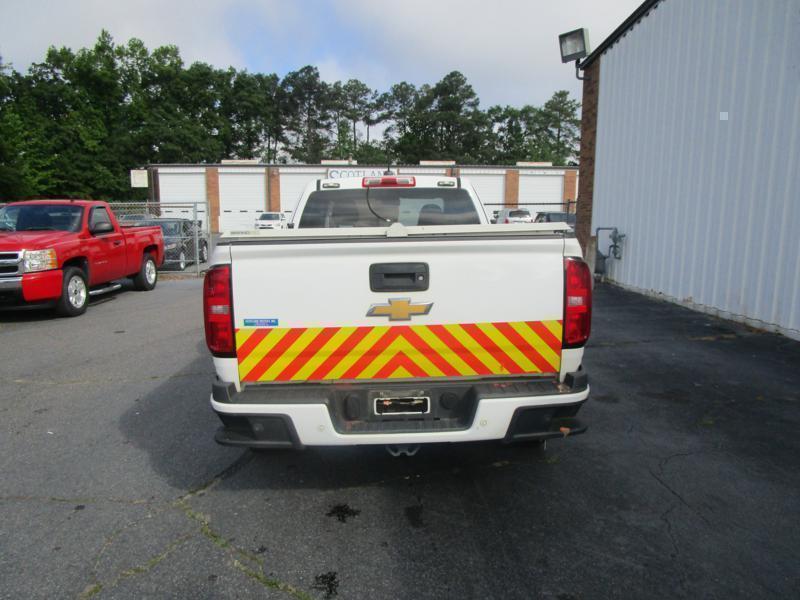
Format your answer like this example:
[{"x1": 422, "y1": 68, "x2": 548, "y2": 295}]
[{"x1": 0, "y1": 0, "x2": 642, "y2": 108}]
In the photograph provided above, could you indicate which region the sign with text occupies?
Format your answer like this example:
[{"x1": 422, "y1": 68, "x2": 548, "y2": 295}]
[
  {"x1": 326, "y1": 167, "x2": 397, "y2": 179},
  {"x1": 130, "y1": 169, "x2": 148, "y2": 188}
]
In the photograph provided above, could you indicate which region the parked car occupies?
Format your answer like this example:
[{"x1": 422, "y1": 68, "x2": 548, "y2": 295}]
[
  {"x1": 137, "y1": 218, "x2": 208, "y2": 270},
  {"x1": 118, "y1": 212, "x2": 156, "y2": 223},
  {"x1": 495, "y1": 208, "x2": 534, "y2": 223},
  {"x1": 254, "y1": 212, "x2": 287, "y2": 230},
  {"x1": 204, "y1": 175, "x2": 591, "y2": 453},
  {"x1": 535, "y1": 211, "x2": 576, "y2": 227},
  {"x1": 0, "y1": 200, "x2": 164, "y2": 316}
]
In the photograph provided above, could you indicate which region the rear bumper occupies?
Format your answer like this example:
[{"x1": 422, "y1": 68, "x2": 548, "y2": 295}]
[{"x1": 211, "y1": 372, "x2": 589, "y2": 448}]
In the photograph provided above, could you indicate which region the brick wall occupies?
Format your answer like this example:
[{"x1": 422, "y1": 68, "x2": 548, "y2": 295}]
[
  {"x1": 576, "y1": 60, "x2": 600, "y2": 254},
  {"x1": 206, "y1": 168, "x2": 220, "y2": 233},
  {"x1": 267, "y1": 167, "x2": 281, "y2": 212},
  {"x1": 563, "y1": 169, "x2": 577, "y2": 213},
  {"x1": 504, "y1": 170, "x2": 519, "y2": 207}
]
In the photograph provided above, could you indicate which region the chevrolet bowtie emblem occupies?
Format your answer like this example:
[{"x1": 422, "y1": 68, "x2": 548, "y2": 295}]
[{"x1": 367, "y1": 298, "x2": 433, "y2": 321}]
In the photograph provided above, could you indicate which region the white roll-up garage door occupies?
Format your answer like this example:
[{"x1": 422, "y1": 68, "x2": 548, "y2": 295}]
[
  {"x1": 518, "y1": 173, "x2": 564, "y2": 218},
  {"x1": 461, "y1": 169, "x2": 505, "y2": 216},
  {"x1": 157, "y1": 168, "x2": 208, "y2": 225},
  {"x1": 218, "y1": 168, "x2": 266, "y2": 232},
  {"x1": 279, "y1": 168, "x2": 326, "y2": 214},
  {"x1": 158, "y1": 168, "x2": 206, "y2": 204}
]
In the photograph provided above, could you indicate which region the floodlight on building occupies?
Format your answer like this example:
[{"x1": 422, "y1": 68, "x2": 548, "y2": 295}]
[{"x1": 558, "y1": 28, "x2": 590, "y2": 80}]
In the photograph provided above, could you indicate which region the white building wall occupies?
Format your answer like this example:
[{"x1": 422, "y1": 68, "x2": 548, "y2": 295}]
[{"x1": 592, "y1": 0, "x2": 800, "y2": 338}]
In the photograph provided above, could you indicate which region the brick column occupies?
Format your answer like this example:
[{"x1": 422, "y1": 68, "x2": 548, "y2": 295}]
[
  {"x1": 267, "y1": 167, "x2": 281, "y2": 212},
  {"x1": 576, "y1": 60, "x2": 600, "y2": 254},
  {"x1": 563, "y1": 169, "x2": 577, "y2": 213},
  {"x1": 447, "y1": 167, "x2": 461, "y2": 177},
  {"x1": 147, "y1": 167, "x2": 160, "y2": 203},
  {"x1": 206, "y1": 167, "x2": 220, "y2": 233},
  {"x1": 504, "y1": 169, "x2": 519, "y2": 207}
]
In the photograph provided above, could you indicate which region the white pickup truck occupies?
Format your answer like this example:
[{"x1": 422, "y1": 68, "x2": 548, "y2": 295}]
[{"x1": 203, "y1": 175, "x2": 591, "y2": 454}]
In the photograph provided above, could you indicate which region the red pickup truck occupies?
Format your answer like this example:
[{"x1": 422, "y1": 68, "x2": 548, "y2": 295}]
[{"x1": 0, "y1": 200, "x2": 164, "y2": 316}]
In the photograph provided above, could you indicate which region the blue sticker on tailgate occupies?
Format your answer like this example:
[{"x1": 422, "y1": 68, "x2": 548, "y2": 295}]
[{"x1": 243, "y1": 318, "x2": 279, "y2": 327}]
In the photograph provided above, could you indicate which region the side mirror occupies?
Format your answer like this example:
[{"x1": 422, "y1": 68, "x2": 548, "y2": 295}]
[{"x1": 91, "y1": 222, "x2": 114, "y2": 235}]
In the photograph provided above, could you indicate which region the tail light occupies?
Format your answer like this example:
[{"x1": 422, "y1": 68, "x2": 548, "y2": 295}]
[
  {"x1": 563, "y1": 257, "x2": 592, "y2": 348},
  {"x1": 362, "y1": 176, "x2": 416, "y2": 187},
  {"x1": 203, "y1": 265, "x2": 235, "y2": 357},
  {"x1": 504, "y1": 218, "x2": 510, "y2": 223}
]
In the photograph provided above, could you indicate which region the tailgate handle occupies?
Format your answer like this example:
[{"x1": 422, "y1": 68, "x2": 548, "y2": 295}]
[{"x1": 370, "y1": 263, "x2": 429, "y2": 292}]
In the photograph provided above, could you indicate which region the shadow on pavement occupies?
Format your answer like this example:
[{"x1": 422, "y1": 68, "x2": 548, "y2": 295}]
[{"x1": 117, "y1": 288, "x2": 800, "y2": 598}]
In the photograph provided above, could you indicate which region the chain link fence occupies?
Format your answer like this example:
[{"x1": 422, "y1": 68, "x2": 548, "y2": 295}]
[
  {"x1": 482, "y1": 201, "x2": 577, "y2": 225},
  {"x1": 0, "y1": 200, "x2": 211, "y2": 275},
  {"x1": 110, "y1": 202, "x2": 211, "y2": 274}
]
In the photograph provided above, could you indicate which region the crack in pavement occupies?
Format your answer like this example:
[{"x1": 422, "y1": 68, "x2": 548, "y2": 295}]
[
  {"x1": 0, "y1": 371, "x2": 214, "y2": 388},
  {"x1": 78, "y1": 533, "x2": 193, "y2": 599},
  {"x1": 172, "y1": 450, "x2": 314, "y2": 600},
  {"x1": 659, "y1": 504, "x2": 690, "y2": 596},
  {"x1": 20, "y1": 445, "x2": 560, "y2": 599},
  {"x1": 83, "y1": 504, "x2": 176, "y2": 595},
  {"x1": 648, "y1": 467, "x2": 712, "y2": 528},
  {"x1": 70, "y1": 451, "x2": 312, "y2": 599},
  {"x1": 0, "y1": 495, "x2": 164, "y2": 507},
  {"x1": 658, "y1": 451, "x2": 703, "y2": 470},
  {"x1": 660, "y1": 504, "x2": 681, "y2": 559}
]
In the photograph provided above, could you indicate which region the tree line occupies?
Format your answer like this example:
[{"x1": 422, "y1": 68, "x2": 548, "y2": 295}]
[{"x1": 0, "y1": 31, "x2": 580, "y2": 201}]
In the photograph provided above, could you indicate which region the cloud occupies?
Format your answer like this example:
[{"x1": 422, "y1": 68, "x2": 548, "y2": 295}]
[
  {"x1": 0, "y1": 0, "x2": 642, "y2": 108},
  {"x1": 327, "y1": 0, "x2": 642, "y2": 107},
  {"x1": 0, "y1": 0, "x2": 262, "y2": 69}
]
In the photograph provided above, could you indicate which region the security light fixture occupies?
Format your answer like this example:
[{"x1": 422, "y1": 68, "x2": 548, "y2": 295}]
[
  {"x1": 559, "y1": 28, "x2": 589, "y2": 63},
  {"x1": 559, "y1": 28, "x2": 590, "y2": 80}
]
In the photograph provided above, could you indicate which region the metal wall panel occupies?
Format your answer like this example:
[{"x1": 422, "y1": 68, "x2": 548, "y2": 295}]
[{"x1": 592, "y1": 0, "x2": 800, "y2": 338}]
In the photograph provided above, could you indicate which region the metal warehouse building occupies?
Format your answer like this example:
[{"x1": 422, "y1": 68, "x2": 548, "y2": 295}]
[
  {"x1": 148, "y1": 163, "x2": 578, "y2": 232},
  {"x1": 577, "y1": 0, "x2": 799, "y2": 339}
]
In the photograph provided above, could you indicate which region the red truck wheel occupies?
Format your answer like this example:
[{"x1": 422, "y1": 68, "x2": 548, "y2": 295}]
[
  {"x1": 133, "y1": 253, "x2": 158, "y2": 291},
  {"x1": 55, "y1": 267, "x2": 88, "y2": 317}
]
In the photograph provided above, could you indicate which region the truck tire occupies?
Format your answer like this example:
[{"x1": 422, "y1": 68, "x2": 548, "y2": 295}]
[
  {"x1": 56, "y1": 267, "x2": 88, "y2": 317},
  {"x1": 176, "y1": 250, "x2": 187, "y2": 271},
  {"x1": 199, "y1": 242, "x2": 208, "y2": 264},
  {"x1": 133, "y1": 253, "x2": 158, "y2": 291}
]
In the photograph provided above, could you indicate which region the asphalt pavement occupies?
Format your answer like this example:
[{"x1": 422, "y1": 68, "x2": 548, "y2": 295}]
[{"x1": 0, "y1": 279, "x2": 798, "y2": 599}]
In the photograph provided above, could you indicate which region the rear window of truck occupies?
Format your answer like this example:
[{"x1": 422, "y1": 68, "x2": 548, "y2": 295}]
[{"x1": 298, "y1": 188, "x2": 481, "y2": 228}]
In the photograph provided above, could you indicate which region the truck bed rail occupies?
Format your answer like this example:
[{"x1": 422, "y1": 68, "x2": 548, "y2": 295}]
[{"x1": 218, "y1": 222, "x2": 573, "y2": 244}]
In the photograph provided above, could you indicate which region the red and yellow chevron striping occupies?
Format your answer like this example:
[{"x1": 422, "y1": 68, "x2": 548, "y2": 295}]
[{"x1": 235, "y1": 320, "x2": 562, "y2": 383}]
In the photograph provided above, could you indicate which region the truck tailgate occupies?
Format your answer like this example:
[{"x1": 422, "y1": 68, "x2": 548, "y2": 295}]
[{"x1": 229, "y1": 235, "x2": 565, "y2": 385}]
